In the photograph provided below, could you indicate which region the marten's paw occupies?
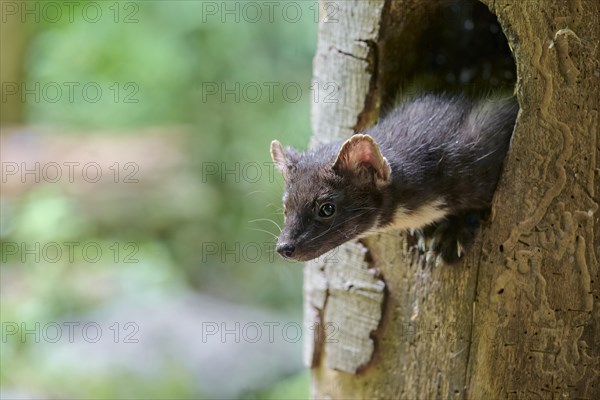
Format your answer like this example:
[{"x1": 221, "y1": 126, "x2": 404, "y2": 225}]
[{"x1": 417, "y1": 211, "x2": 486, "y2": 265}]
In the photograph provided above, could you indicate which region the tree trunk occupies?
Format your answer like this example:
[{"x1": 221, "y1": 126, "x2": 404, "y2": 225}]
[{"x1": 305, "y1": 0, "x2": 599, "y2": 398}]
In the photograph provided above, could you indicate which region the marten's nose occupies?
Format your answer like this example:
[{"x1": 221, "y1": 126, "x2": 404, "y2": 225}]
[{"x1": 276, "y1": 243, "x2": 295, "y2": 259}]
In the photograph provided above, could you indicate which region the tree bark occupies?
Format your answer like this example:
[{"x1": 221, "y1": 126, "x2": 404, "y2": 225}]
[{"x1": 305, "y1": 0, "x2": 599, "y2": 398}]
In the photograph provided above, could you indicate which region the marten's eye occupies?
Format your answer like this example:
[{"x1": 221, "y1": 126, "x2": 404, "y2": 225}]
[{"x1": 318, "y1": 203, "x2": 336, "y2": 218}]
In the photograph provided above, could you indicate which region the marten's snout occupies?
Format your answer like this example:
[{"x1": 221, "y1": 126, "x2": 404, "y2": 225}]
[{"x1": 276, "y1": 243, "x2": 295, "y2": 259}]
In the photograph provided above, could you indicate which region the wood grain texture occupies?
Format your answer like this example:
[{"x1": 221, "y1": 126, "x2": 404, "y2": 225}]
[
  {"x1": 468, "y1": 0, "x2": 599, "y2": 397},
  {"x1": 304, "y1": 243, "x2": 385, "y2": 374},
  {"x1": 304, "y1": 0, "x2": 388, "y2": 381},
  {"x1": 307, "y1": 0, "x2": 599, "y2": 398},
  {"x1": 310, "y1": 0, "x2": 386, "y2": 147}
]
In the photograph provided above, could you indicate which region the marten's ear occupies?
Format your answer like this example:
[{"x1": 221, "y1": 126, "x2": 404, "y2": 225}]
[
  {"x1": 270, "y1": 140, "x2": 299, "y2": 178},
  {"x1": 270, "y1": 140, "x2": 287, "y2": 172},
  {"x1": 332, "y1": 134, "x2": 391, "y2": 185}
]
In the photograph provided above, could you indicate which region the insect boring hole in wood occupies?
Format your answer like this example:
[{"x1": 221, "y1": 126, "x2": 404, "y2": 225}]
[{"x1": 379, "y1": 0, "x2": 517, "y2": 106}]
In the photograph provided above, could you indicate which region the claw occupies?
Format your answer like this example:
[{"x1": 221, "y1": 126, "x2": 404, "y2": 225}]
[
  {"x1": 425, "y1": 250, "x2": 435, "y2": 265},
  {"x1": 435, "y1": 254, "x2": 444, "y2": 268},
  {"x1": 427, "y1": 237, "x2": 436, "y2": 250},
  {"x1": 417, "y1": 235, "x2": 426, "y2": 251},
  {"x1": 457, "y1": 241, "x2": 465, "y2": 258}
]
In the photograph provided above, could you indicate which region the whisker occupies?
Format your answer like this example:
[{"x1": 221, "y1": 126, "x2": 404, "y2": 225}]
[
  {"x1": 473, "y1": 149, "x2": 497, "y2": 163},
  {"x1": 263, "y1": 203, "x2": 282, "y2": 211},
  {"x1": 245, "y1": 190, "x2": 266, "y2": 197},
  {"x1": 248, "y1": 218, "x2": 282, "y2": 233},
  {"x1": 245, "y1": 227, "x2": 279, "y2": 239},
  {"x1": 306, "y1": 210, "x2": 372, "y2": 244}
]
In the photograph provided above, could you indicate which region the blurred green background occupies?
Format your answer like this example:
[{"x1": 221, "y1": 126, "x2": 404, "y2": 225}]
[{"x1": 1, "y1": 1, "x2": 317, "y2": 398}]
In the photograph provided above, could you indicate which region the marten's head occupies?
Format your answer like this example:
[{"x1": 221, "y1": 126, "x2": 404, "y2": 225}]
[{"x1": 270, "y1": 135, "x2": 391, "y2": 261}]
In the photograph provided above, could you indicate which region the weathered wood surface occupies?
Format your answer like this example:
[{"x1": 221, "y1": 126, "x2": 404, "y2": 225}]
[
  {"x1": 306, "y1": 0, "x2": 599, "y2": 398},
  {"x1": 469, "y1": 0, "x2": 599, "y2": 397},
  {"x1": 304, "y1": 0, "x2": 388, "y2": 377}
]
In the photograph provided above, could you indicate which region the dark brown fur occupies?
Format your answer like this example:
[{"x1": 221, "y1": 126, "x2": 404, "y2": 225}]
[{"x1": 272, "y1": 94, "x2": 518, "y2": 263}]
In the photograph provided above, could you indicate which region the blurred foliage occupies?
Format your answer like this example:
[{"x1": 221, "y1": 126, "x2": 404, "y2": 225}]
[
  {"x1": 17, "y1": 0, "x2": 317, "y2": 306},
  {"x1": 249, "y1": 370, "x2": 310, "y2": 399},
  {"x1": 2, "y1": 1, "x2": 317, "y2": 398}
]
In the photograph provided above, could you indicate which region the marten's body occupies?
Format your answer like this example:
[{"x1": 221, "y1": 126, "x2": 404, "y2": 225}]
[{"x1": 271, "y1": 94, "x2": 518, "y2": 263}]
